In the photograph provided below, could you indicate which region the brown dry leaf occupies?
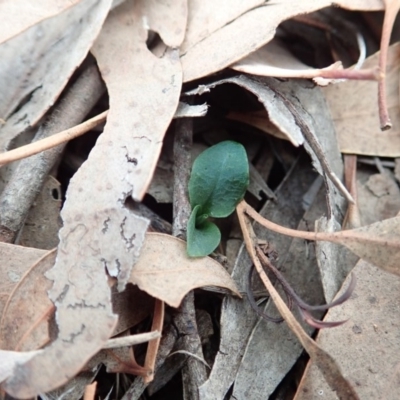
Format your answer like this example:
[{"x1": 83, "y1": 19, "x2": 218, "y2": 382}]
[
  {"x1": 295, "y1": 260, "x2": 400, "y2": 400},
  {"x1": 181, "y1": 0, "x2": 384, "y2": 82},
  {"x1": 323, "y1": 42, "x2": 400, "y2": 156},
  {"x1": 130, "y1": 233, "x2": 240, "y2": 308},
  {"x1": 0, "y1": 246, "x2": 153, "y2": 351},
  {"x1": 231, "y1": 38, "x2": 343, "y2": 82},
  {"x1": 0, "y1": 250, "x2": 55, "y2": 352},
  {"x1": 329, "y1": 217, "x2": 400, "y2": 275},
  {"x1": 0, "y1": 0, "x2": 112, "y2": 150},
  {"x1": 91, "y1": 0, "x2": 185, "y2": 202},
  {"x1": 0, "y1": 242, "x2": 46, "y2": 318}
]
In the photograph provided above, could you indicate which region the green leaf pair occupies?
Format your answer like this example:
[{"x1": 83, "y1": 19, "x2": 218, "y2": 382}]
[{"x1": 187, "y1": 141, "x2": 249, "y2": 257}]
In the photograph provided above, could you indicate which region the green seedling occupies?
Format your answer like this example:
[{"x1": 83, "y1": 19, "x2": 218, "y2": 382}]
[{"x1": 187, "y1": 140, "x2": 249, "y2": 257}]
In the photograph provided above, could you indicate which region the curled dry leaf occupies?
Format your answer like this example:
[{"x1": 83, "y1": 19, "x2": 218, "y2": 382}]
[
  {"x1": 130, "y1": 233, "x2": 241, "y2": 308},
  {"x1": 188, "y1": 76, "x2": 352, "y2": 202},
  {"x1": 231, "y1": 38, "x2": 344, "y2": 82},
  {"x1": 181, "y1": 0, "x2": 384, "y2": 82},
  {"x1": 0, "y1": 0, "x2": 112, "y2": 150},
  {"x1": 186, "y1": 75, "x2": 305, "y2": 146}
]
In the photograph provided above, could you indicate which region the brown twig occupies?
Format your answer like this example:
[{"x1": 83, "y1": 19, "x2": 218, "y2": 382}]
[
  {"x1": 172, "y1": 118, "x2": 207, "y2": 400},
  {"x1": 0, "y1": 64, "x2": 105, "y2": 243}
]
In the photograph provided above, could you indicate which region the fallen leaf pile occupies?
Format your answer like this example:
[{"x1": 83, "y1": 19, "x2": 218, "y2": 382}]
[{"x1": 0, "y1": 1, "x2": 399, "y2": 399}]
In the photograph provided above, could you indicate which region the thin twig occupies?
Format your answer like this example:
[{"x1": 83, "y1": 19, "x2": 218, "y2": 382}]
[
  {"x1": 0, "y1": 111, "x2": 107, "y2": 167},
  {"x1": 103, "y1": 331, "x2": 161, "y2": 349}
]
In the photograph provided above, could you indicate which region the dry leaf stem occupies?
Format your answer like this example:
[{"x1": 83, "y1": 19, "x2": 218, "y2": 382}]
[
  {"x1": 172, "y1": 117, "x2": 208, "y2": 400},
  {"x1": 236, "y1": 202, "x2": 360, "y2": 400},
  {"x1": 0, "y1": 64, "x2": 105, "y2": 243}
]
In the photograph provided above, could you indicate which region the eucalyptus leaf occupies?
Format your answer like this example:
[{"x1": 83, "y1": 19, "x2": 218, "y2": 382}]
[
  {"x1": 189, "y1": 141, "x2": 249, "y2": 217},
  {"x1": 187, "y1": 205, "x2": 221, "y2": 257}
]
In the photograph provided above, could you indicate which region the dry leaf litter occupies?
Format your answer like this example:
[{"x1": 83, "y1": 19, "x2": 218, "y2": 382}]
[{"x1": 0, "y1": 1, "x2": 400, "y2": 400}]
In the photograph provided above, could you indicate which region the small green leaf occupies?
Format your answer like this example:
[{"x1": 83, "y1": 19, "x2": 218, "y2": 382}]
[
  {"x1": 188, "y1": 141, "x2": 249, "y2": 218},
  {"x1": 187, "y1": 205, "x2": 221, "y2": 257}
]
